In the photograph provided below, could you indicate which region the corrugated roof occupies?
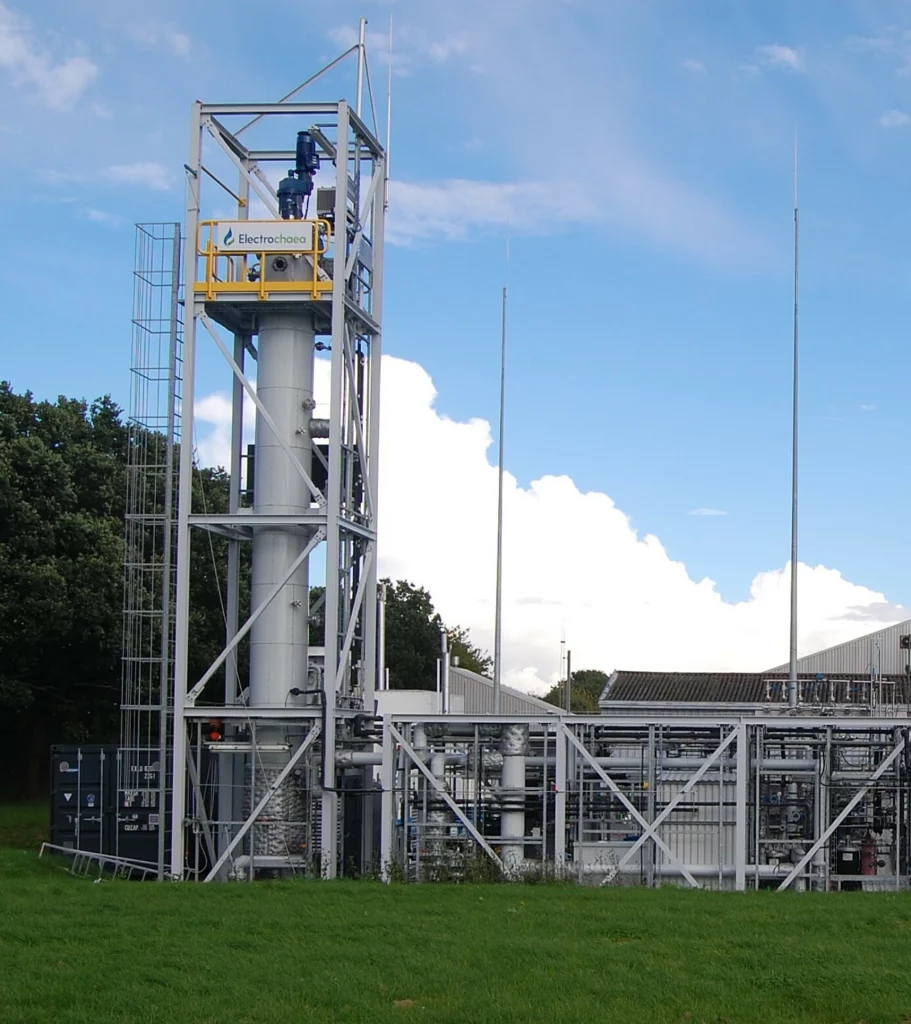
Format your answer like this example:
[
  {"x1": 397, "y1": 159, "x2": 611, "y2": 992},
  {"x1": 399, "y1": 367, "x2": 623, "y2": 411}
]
[
  {"x1": 605, "y1": 672, "x2": 764, "y2": 703},
  {"x1": 766, "y1": 619, "x2": 911, "y2": 676},
  {"x1": 602, "y1": 671, "x2": 911, "y2": 704},
  {"x1": 449, "y1": 666, "x2": 560, "y2": 715}
]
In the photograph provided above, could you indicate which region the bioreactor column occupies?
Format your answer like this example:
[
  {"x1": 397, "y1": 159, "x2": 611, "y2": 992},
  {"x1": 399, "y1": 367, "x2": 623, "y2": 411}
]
[
  {"x1": 244, "y1": 305, "x2": 314, "y2": 862},
  {"x1": 249, "y1": 310, "x2": 313, "y2": 713}
]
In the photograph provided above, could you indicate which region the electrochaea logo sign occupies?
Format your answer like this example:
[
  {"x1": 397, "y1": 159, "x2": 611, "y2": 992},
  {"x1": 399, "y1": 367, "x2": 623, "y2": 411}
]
[{"x1": 215, "y1": 220, "x2": 314, "y2": 252}]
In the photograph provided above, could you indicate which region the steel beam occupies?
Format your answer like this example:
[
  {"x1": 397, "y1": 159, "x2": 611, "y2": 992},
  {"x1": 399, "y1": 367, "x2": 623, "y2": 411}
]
[
  {"x1": 199, "y1": 315, "x2": 325, "y2": 505},
  {"x1": 604, "y1": 725, "x2": 739, "y2": 882},
  {"x1": 186, "y1": 529, "x2": 325, "y2": 704},
  {"x1": 563, "y1": 725, "x2": 700, "y2": 887},
  {"x1": 776, "y1": 735, "x2": 905, "y2": 891},
  {"x1": 734, "y1": 720, "x2": 748, "y2": 891},
  {"x1": 169, "y1": 102, "x2": 203, "y2": 879},
  {"x1": 390, "y1": 724, "x2": 505, "y2": 872},
  {"x1": 380, "y1": 716, "x2": 395, "y2": 881}
]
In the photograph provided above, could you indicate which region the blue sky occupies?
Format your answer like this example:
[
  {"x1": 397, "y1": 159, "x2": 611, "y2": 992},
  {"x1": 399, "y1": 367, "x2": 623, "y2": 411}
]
[{"x1": 5, "y1": 0, "x2": 911, "y2": 681}]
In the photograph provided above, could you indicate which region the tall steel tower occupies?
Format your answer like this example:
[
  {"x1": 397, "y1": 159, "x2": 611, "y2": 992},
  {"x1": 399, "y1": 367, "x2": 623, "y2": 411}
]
[{"x1": 167, "y1": 47, "x2": 385, "y2": 880}]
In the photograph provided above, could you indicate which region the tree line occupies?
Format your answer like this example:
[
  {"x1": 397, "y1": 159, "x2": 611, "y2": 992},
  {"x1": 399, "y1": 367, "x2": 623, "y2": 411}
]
[{"x1": 0, "y1": 383, "x2": 604, "y2": 798}]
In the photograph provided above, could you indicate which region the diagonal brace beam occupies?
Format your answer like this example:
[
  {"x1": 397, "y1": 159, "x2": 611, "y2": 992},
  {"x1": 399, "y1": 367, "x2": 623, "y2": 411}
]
[
  {"x1": 563, "y1": 726, "x2": 699, "y2": 888},
  {"x1": 390, "y1": 724, "x2": 504, "y2": 873},
  {"x1": 343, "y1": 325, "x2": 375, "y2": 517},
  {"x1": 344, "y1": 164, "x2": 384, "y2": 281},
  {"x1": 187, "y1": 528, "x2": 325, "y2": 704},
  {"x1": 777, "y1": 737, "x2": 905, "y2": 891},
  {"x1": 200, "y1": 314, "x2": 326, "y2": 506},
  {"x1": 186, "y1": 745, "x2": 217, "y2": 870},
  {"x1": 334, "y1": 544, "x2": 374, "y2": 691},
  {"x1": 203, "y1": 725, "x2": 320, "y2": 881},
  {"x1": 204, "y1": 118, "x2": 279, "y2": 217},
  {"x1": 601, "y1": 729, "x2": 736, "y2": 880},
  {"x1": 604, "y1": 726, "x2": 739, "y2": 883}
]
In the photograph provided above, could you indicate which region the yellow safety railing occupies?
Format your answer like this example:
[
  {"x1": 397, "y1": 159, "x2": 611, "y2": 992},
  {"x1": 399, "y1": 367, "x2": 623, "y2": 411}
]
[{"x1": 194, "y1": 219, "x2": 333, "y2": 301}]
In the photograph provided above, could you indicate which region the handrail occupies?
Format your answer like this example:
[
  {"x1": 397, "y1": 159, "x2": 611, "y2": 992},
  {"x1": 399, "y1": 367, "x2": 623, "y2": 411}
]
[{"x1": 195, "y1": 218, "x2": 333, "y2": 301}]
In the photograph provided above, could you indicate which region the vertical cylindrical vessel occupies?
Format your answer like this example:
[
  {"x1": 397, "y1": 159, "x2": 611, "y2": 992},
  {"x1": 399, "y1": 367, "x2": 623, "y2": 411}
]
[
  {"x1": 247, "y1": 309, "x2": 314, "y2": 862},
  {"x1": 250, "y1": 310, "x2": 314, "y2": 711}
]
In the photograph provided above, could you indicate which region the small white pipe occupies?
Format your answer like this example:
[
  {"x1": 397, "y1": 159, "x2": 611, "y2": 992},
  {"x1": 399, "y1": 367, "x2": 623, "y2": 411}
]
[
  {"x1": 356, "y1": 18, "x2": 367, "y2": 117},
  {"x1": 441, "y1": 631, "x2": 450, "y2": 714}
]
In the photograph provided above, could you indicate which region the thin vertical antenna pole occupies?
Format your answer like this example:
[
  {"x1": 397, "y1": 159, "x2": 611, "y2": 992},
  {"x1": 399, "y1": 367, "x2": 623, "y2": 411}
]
[
  {"x1": 788, "y1": 134, "x2": 800, "y2": 710},
  {"x1": 384, "y1": 15, "x2": 393, "y2": 210},
  {"x1": 493, "y1": 241, "x2": 509, "y2": 715},
  {"x1": 565, "y1": 649, "x2": 572, "y2": 713},
  {"x1": 356, "y1": 18, "x2": 367, "y2": 117}
]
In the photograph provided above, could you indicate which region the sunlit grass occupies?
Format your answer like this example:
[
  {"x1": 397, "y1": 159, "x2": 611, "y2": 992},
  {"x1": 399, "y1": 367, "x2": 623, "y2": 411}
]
[{"x1": 3, "y1": 802, "x2": 911, "y2": 1024}]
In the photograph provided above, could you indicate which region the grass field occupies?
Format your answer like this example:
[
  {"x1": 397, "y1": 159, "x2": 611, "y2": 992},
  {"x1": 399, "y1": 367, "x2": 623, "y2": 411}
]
[{"x1": 4, "y1": 804, "x2": 911, "y2": 1024}]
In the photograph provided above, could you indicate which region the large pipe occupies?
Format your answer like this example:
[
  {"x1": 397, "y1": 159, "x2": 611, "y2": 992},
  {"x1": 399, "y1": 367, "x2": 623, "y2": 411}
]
[
  {"x1": 500, "y1": 724, "x2": 527, "y2": 875},
  {"x1": 336, "y1": 751, "x2": 819, "y2": 772},
  {"x1": 247, "y1": 308, "x2": 314, "y2": 857},
  {"x1": 578, "y1": 863, "x2": 802, "y2": 879},
  {"x1": 249, "y1": 309, "x2": 314, "y2": 715}
]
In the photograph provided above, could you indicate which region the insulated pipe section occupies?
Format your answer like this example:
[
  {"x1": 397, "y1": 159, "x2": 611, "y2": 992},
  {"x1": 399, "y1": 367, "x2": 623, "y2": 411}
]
[
  {"x1": 427, "y1": 750, "x2": 449, "y2": 854},
  {"x1": 334, "y1": 751, "x2": 818, "y2": 772},
  {"x1": 250, "y1": 310, "x2": 314, "y2": 725},
  {"x1": 500, "y1": 724, "x2": 528, "y2": 875}
]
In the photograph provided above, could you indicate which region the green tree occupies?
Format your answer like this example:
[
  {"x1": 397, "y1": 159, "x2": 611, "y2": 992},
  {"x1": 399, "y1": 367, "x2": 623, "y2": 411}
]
[
  {"x1": 0, "y1": 385, "x2": 129, "y2": 795},
  {"x1": 543, "y1": 668, "x2": 610, "y2": 714},
  {"x1": 379, "y1": 579, "x2": 492, "y2": 688},
  {"x1": 446, "y1": 624, "x2": 492, "y2": 676},
  {"x1": 0, "y1": 383, "x2": 242, "y2": 796}
]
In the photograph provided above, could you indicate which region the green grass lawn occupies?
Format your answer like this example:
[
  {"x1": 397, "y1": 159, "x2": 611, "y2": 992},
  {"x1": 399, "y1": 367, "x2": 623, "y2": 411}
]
[{"x1": 4, "y1": 803, "x2": 911, "y2": 1024}]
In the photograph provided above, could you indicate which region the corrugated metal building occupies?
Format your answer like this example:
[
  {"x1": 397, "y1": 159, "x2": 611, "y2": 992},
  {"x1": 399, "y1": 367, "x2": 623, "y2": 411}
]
[
  {"x1": 600, "y1": 670, "x2": 911, "y2": 714},
  {"x1": 449, "y1": 666, "x2": 559, "y2": 716},
  {"x1": 375, "y1": 667, "x2": 559, "y2": 717},
  {"x1": 766, "y1": 618, "x2": 911, "y2": 676},
  {"x1": 599, "y1": 619, "x2": 911, "y2": 715}
]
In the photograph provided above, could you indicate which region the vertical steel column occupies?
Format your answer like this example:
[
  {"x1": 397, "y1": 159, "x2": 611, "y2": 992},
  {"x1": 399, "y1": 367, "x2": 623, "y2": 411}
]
[
  {"x1": 554, "y1": 721, "x2": 567, "y2": 871},
  {"x1": 321, "y1": 100, "x2": 352, "y2": 878},
  {"x1": 646, "y1": 725, "x2": 656, "y2": 887},
  {"x1": 217, "y1": 332, "x2": 245, "y2": 863},
  {"x1": 169, "y1": 102, "x2": 203, "y2": 879},
  {"x1": 734, "y1": 720, "x2": 748, "y2": 891},
  {"x1": 361, "y1": 133, "x2": 385, "y2": 716},
  {"x1": 380, "y1": 715, "x2": 394, "y2": 880}
]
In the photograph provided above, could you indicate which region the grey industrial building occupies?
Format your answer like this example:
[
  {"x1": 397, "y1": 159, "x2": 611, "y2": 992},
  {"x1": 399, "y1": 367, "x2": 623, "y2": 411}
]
[{"x1": 600, "y1": 619, "x2": 911, "y2": 717}]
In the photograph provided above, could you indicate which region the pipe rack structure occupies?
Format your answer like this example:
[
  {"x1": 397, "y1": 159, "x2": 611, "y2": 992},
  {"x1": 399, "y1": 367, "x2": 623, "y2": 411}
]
[{"x1": 373, "y1": 714, "x2": 911, "y2": 891}]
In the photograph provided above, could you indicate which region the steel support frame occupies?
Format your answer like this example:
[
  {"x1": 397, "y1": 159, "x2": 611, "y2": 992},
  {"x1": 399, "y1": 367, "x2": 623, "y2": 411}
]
[
  {"x1": 776, "y1": 732, "x2": 906, "y2": 891},
  {"x1": 601, "y1": 725, "x2": 739, "y2": 885},
  {"x1": 169, "y1": 94, "x2": 384, "y2": 880},
  {"x1": 374, "y1": 715, "x2": 911, "y2": 890},
  {"x1": 563, "y1": 725, "x2": 700, "y2": 887}
]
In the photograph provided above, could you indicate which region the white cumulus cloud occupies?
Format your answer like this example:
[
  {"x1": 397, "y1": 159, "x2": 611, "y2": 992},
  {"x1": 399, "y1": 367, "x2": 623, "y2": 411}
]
[
  {"x1": 0, "y1": 1, "x2": 97, "y2": 110},
  {"x1": 386, "y1": 178, "x2": 591, "y2": 245},
  {"x1": 755, "y1": 44, "x2": 805, "y2": 72},
  {"x1": 194, "y1": 355, "x2": 905, "y2": 696},
  {"x1": 127, "y1": 23, "x2": 191, "y2": 57},
  {"x1": 879, "y1": 110, "x2": 911, "y2": 128},
  {"x1": 104, "y1": 162, "x2": 172, "y2": 191}
]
